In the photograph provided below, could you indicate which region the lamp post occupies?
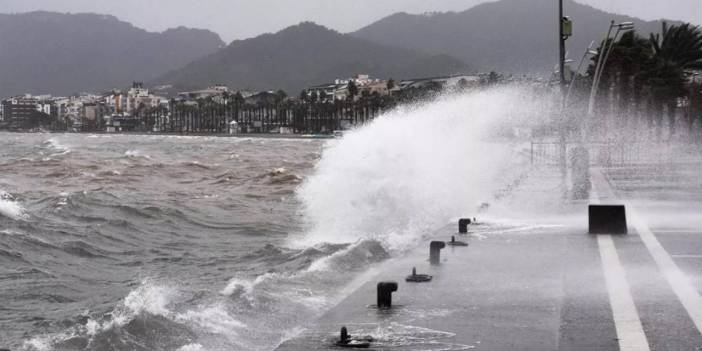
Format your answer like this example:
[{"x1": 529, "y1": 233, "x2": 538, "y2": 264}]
[
  {"x1": 587, "y1": 21, "x2": 635, "y2": 117},
  {"x1": 565, "y1": 41, "x2": 598, "y2": 104},
  {"x1": 558, "y1": 1, "x2": 573, "y2": 178}
]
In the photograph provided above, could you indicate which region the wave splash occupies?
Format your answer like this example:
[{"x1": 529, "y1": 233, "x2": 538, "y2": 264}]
[
  {"x1": 0, "y1": 190, "x2": 29, "y2": 221},
  {"x1": 295, "y1": 88, "x2": 537, "y2": 251}
]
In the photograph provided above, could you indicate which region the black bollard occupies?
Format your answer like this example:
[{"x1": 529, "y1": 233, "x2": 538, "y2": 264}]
[
  {"x1": 377, "y1": 282, "x2": 398, "y2": 309},
  {"x1": 430, "y1": 241, "x2": 446, "y2": 265},
  {"x1": 406, "y1": 266, "x2": 433, "y2": 282},
  {"x1": 340, "y1": 326, "x2": 350, "y2": 343},
  {"x1": 336, "y1": 326, "x2": 373, "y2": 347},
  {"x1": 447, "y1": 235, "x2": 469, "y2": 247},
  {"x1": 458, "y1": 218, "x2": 472, "y2": 233},
  {"x1": 589, "y1": 205, "x2": 627, "y2": 234}
]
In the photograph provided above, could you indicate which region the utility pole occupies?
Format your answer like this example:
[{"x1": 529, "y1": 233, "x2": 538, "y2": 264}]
[
  {"x1": 559, "y1": 0, "x2": 567, "y2": 100},
  {"x1": 558, "y1": 0, "x2": 568, "y2": 179}
]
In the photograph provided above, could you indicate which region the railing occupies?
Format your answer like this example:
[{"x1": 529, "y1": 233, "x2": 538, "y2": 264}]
[{"x1": 530, "y1": 140, "x2": 702, "y2": 166}]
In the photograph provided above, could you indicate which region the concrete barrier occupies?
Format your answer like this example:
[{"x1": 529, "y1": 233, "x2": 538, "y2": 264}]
[{"x1": 589, "y1": 205, "x2": 627, "y2": 234}]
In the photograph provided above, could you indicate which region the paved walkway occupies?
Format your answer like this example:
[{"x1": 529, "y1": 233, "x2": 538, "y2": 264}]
[{"x1": 278, "y1": 163, "x2": 702, "y2": 351}]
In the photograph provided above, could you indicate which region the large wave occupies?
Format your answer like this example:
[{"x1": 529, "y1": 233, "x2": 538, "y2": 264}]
[{"x1": 294, "y1": 87, "x2": 541, "y2": 251}]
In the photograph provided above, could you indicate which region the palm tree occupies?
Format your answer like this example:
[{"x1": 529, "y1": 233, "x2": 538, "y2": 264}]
[
  {"x1": 601, "y1": 31, "x2": 653, "y2": 134},
  {"x1": 645, "y1": 22, "x2": 702, "y2": 138},
  {"x1": 347, "y1": 81, "x2": 358, "y2": 101}
]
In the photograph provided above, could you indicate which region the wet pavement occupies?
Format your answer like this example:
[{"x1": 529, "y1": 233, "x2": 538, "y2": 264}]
[{"x1": 278, "y1": 163, "x2": 702, "y2": 351}]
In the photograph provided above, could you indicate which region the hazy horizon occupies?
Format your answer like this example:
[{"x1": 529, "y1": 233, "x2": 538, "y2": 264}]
[{"x1": 1, "y1": 0, "x2": 700, "y2": 42}]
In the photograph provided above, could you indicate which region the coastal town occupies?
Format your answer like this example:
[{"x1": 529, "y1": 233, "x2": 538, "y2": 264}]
[{"x1": 0, "y1": 72, "x2": 531, "y2": 134}]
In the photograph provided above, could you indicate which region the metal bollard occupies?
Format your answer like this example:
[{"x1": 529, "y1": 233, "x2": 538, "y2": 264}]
[
  {"x1": 377, "y1": 282, "x2": 398, "y2": 309},
  {"x1": 430, "y1": 241, "x2": 446, "y2": 265},
  {"x1": 458, "y1": 218, "x2": 472, "y2": 233},
  {"x1": 340, "y1": 326, "x2": 349, "y2": 343}
]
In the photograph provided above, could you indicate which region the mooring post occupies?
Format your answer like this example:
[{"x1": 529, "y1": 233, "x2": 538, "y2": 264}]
[
  {"x1": 458, "y1": 218, "x2": 471, "y2": 234},
  {"x1": 430, "y1": 241, "x2": 446, "y2": 265},
  {"x1": 377, "y1": 282, "x2": 398, "y2": 309},
  {"x1": 340, "y1": 326, "x2": 349, "y2": 343}
]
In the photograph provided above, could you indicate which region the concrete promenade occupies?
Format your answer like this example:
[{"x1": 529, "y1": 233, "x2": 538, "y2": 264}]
[{"x1": 277, "y1": 162, "x2": 702, "y2": 350}]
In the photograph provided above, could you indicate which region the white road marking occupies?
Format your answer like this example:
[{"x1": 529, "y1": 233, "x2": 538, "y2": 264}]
[
  {"x1": 592, "y1": 170, "x2": 651, "y2": 350},
  {"x1": 627, "y1": 205, "x2": 702, "y2": 334},
  {"x1": 594, "y1": 168, "x2": 702, "y2": 335},
  {"x1": 598, "y1": 235, "x2": 651, "y2": 351}
]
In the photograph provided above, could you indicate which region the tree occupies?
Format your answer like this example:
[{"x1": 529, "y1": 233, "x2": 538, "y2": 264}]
[
  {"x1": 347, "y1": 80, "x2": 358, "y2": 100},
  {"x1": 386, "y1": 79, "x2": 395, "y2": 90},
  {"x1": 645, "y1": 22, "x2": 702, "y2": 138},
  {"x1": 488, "y1": 71, "x2": 500, "y2": 85},
  {"x1": 275, "y1": 89, "x2": 287, "y2": 104}
]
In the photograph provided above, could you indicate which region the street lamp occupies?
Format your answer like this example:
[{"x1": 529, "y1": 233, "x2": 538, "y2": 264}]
[
  {"x1": 587, "y1": 21, "x2": 635, "y2": 117},
  {"x1": 565, "y1": 41, "x2": 598, "y2": 104}
]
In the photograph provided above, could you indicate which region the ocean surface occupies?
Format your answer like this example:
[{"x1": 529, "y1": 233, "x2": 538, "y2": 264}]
[{"x1": 1, "y1": 90, "x2": 541, "y2": 351}]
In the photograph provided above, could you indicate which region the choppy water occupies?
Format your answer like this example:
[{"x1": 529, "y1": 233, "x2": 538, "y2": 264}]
[
  {"x1": 1, "y1": 89, "x2": 545, "y2": 351},
  {"x1": 0, "y1": 133, "x2": 365, "y2": 350}
]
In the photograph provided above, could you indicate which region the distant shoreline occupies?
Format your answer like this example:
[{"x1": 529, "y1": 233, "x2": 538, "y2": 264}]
[{"x1": 0, "y1": 129, "x2": 337, "y2": 140}]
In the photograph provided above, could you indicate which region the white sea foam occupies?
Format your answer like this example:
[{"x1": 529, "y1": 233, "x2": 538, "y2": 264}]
[
  {"x1": 83, "y1": 280, "x2": 177, "y2": 336},
  {"x1": 177, "y1": 343, "x2": 205, "y2": 351},
  {"x1": 124, "y1": 149, "x2": 151, "y2": 159},
  {"x1": 43, "y1": 138, "x2": 70, "y2": 152},
  {"x1": 176, "y1": 305, "x2": 247, "y2": 334},
  {"x1": 0, "y1": 190, "x2": 29, "y2": 220}
]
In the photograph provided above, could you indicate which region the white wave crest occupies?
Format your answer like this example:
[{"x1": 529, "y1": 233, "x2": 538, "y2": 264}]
[
  {"x1": 0, "y1": 191, "x2": 29, "y2": 220},
  {"x1": 295, "y1": 88, "x2": 540, "y2": 251}
]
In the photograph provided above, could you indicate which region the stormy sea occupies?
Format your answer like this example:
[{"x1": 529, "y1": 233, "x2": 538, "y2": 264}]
[{"x1": 1, "y1": 89, "x2": 538, "y2": 351}]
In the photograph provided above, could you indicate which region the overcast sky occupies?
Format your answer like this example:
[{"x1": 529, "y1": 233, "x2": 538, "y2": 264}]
[{"x1": 1, "y1": 0, "x2": 700, "y2": 43}]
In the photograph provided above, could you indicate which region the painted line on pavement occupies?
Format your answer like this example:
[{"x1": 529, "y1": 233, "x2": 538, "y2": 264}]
[
  {"x1": 597, "y1": 234, "x2": 651, "y2": 351},
  {"x1": 594, "y1": 168, "x2": 702, "y2": 335},
  {"x1": 627, "y1": 205, "x2": 702, "y2": 334},
  {"x1": 591, "y1": 169, "x2": 651, "y2": 351}
]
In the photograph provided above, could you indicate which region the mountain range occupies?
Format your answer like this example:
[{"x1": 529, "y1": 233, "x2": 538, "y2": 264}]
[
  {"x1": 154, "y1": 22, "x2": 470, "y2": 94},
  {"x1": 0, "y1": 0, "x2": 681, "y2": 97},
  {"x1": 352, "y1": 0, "x2": 669, "y2": 75},
  {"x1": 0, "y1": 12, "x2": 224, "y2": 97}
]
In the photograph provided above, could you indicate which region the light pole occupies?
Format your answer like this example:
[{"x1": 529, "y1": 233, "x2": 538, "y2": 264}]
[
  {"x1": 565, "y1": 41, "x2": 598, "y2": 105},
  {"x1": 587, "y1": 21, "x2": 635, "y2": 117},
  {"x1": 559, "y1": 0, "x2": 566, "y2": 96},
  {"x1": 558, "y1": 1, "x2": 573, "y2": 178}
]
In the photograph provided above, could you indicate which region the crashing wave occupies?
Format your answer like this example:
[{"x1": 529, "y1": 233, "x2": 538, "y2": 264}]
[{"x1": 0, "y1": 191, "x2": 29, "y2": 221}]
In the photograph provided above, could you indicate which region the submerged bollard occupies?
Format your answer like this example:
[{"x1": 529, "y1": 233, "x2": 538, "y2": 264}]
[
  {"x1": 377, "y1": 282, "x2": 398, "y2": 309},
  {"x1": 447, "y1": 236, "x2": 469, "y2": 247},
  {"x1": 336, "y1": 326, "x2": 373, "y2": 348},
  {"x1": 458, "y1": 218, "x2": 472, "y2": 234},
  {"x1": 589, "y1": 205, "x2": 627, "y2": 234},
  {"x1": 406, "y1": 266, "x2": 433, "y2": 282},
  {"x1": 430, "y1": 241, "x2": 446, "y2": 265}
]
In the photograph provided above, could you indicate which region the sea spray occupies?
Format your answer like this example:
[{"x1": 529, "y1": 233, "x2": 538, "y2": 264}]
[
  {"x1": 295, "y1": 87, "x2": 545, "y2": 251},
  {"x1": 0, "y1": 190, "x2": 29, "y2": 220}
]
